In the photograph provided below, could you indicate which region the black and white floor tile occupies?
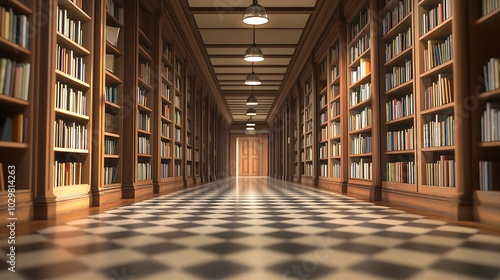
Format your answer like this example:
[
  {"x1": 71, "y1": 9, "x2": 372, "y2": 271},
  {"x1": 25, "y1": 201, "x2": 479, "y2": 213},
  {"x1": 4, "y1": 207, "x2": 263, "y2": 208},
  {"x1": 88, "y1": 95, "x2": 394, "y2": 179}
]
[{"x1": 2, "y1": 177, "x2": 500, "y2": 279}]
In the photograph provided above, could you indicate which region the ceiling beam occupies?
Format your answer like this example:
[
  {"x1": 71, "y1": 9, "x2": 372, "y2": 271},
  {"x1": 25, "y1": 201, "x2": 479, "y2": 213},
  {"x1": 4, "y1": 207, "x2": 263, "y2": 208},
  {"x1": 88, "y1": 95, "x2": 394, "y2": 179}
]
[{"x1": 189, "y1": 7, "x2": 315, "y2": 14}]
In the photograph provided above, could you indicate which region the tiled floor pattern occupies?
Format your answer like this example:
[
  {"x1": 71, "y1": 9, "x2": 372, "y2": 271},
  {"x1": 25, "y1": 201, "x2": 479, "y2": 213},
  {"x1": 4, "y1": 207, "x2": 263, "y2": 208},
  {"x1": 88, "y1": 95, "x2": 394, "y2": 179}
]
[{"x1": 2, "y1": 178, "x2": 500, "y2": 279}]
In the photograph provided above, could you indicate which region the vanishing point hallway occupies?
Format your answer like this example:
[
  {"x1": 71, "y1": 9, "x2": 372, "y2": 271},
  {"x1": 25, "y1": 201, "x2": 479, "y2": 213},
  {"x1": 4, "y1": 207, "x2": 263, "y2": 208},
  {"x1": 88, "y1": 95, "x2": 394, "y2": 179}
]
[{"x1": 2, "y1": 178, "x2": 500, "y2": 279}]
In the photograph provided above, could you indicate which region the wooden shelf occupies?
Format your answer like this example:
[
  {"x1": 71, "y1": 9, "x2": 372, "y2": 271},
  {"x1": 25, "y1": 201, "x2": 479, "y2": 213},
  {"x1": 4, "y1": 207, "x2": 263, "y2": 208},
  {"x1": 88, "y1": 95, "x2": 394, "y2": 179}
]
[
  {"x1": 0, "y1": 37, "x2": 31, "y2": 57},
  {"x1": 348, "y1": 48, "x2": 371, "y2": 68},
  {"x1": 349, "y1": 153, "x2": 372, "y2": 158},
  {"x1": 56, "y1": 70, "x2": 90, "y2": 89},
  {"x1": 419, "y1": 17, "x2": 453, "y2": 42},
  {"x1": 420, "y1": 184, "x2": 455, "y2": 197},
  {"x1": 104, "y1": 132, "x2": 120, "y2": 138},
  {"x1": 0, "y1": 95, "x2": 29, "y2": 107},
  {"x1": 138, "y1": 153, "x2": 152, "y2": 158},
  {"x1": 349, "y1": 72, "x2": 371, "y2": 89},
  {"x1": 385, "y1": 150, "x2": 415, "y2": 155},
  {"x1": 104, "y1": 154, "x2": 120, "y2": 159},
  {"x1": 137, "y1": 129, "x2": 151, "y2": 136},
  {"x1": 478, "y1": 141, "x2": 500, "y2": 148},
  {"x1": 382, "y1": 181, "x2": 416, "y2": 192},
  {"x1": 349, "y1": 23, "x2": 370, "y2": 47},
  {"x1": 477, "y1": 89, "x2": 500, "y2": 100},
  {"x1": 138, "y1": 29, "x2": 152, "y2": 49},
  {"x1": 2, "y1": 0, "x2": 33, "y2": 14},
  {"x1": 138, "y1": 45, "x2": 153, "y2": 62},
  {"x1": 349, "y1": 126, "x2": 372, "y2": 135},
  {"x1": 106, "y1": 11, "x2": 122, "y2": 27},
  {"x1": 385, "y1": 115, "x2": 414, "y2": 125},
  {"x1": 0, "y1": 141, "x2": 28, "y2": 149},
  {"x1": 55, "y1": 108, "x2": 90, "y2": 121},
  {"x1": 420, "y1": 102, "x2": 454, "y2": 115},
  {"x1": 421, "y1": 146, "x2": 455, "y2": 152},
  {"x1": 54, "y1": 147, "x2": 88, "y2": 154},
  {"x1": 420, "y1": 60, "x2": 453, "y2": 78},
  {"x1": 106, "y1": 71, "x2": 123, "y2": 85},
  {"x1": 383, "y1": 13, "x2": 412, "y2": 41},
  {"x1": 475, "y1": 8, "x2": 500, "y2": 26},
  {"x1": 137, "y1": 104, "x2": 152, "y2": 113},
  {"x1": 385, "y1": 79, "x2": 413, "y2": 95},
  {"x1": 105, "y1": 101, "x2": 121, "y2": 112},
  {"x1": 106, "y1": 41, "x2": 122, "y2": 56},
  {"x1": 349, "y1": 98, "x2": 372, "y2": 111},
  {"x1": 58, "y1": 0, "x2": 91, "y2": 22},
  {"x1": 384, "y1": 47, "x2": 413, "y2": 68}
]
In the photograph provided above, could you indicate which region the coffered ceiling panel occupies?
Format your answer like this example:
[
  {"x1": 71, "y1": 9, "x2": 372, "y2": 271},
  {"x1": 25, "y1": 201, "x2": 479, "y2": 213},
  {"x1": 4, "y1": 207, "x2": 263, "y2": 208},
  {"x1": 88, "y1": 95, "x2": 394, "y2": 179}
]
[{"x1": 186, "y1": 0, "x2": 318, "y2": 125}]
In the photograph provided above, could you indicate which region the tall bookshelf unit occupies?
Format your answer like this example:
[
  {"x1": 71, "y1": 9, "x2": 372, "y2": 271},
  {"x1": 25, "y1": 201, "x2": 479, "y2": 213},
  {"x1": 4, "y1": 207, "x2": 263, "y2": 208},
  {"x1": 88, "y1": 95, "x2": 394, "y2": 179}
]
[
  {"x1": 92, "y1": 0, "x2": 124, "y2": 206},
  {"x1": 414, "y1": 0, "x2": 471, "y2": 217},
  {"x1": 300, "y1": 72, "x2": 316, "y2": 186},
  {"x1": 173, "y1": 54, "x2": 184, "y2": 184},
  {"x1": 468, "y1": 0, "x2": 500, "y2": 226},
  {"x1": 345, "y1": 0, "x2": 381, "y2": 199},
  {"x1": 291, "y1": 91, "x2": 300, "y2": 182},
  {"x1": 379, "y1": 0, "x2": 417, "y2": 196},
  {"x1": 122, "y1": 0, "x2": 157, "y2": 198},
  {"x1": 194, "y1": 85, "x2": 203, "y2": 183},
  {"x1": 0, "y1": 0, "x2": 34, "y2": 221},
  {"x1": 185, "y1": 73, "x2": 194, "y2": 187},
  {"x1": 34, "y1": 0, "x2": 94, "y2": 218},
  {"x1": 317, "y1": 56, "x2": 329, "y2": 183}
]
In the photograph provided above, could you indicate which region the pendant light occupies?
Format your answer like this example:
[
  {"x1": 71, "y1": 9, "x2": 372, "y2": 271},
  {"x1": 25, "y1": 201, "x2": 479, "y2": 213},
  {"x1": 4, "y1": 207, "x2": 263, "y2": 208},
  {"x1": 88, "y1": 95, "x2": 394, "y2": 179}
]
[
  {"x1": 246, "y1": 126, "x2": 255, "y2": 131},
  {"x1": 244, "y1": 26, "x2": 264, "y2": 62},
  {"x1": 246, "y1": 95, "x2": 258, "y2": 106},
  {"x1": 246, "y1": 117, "x2": 256, "y2": 127},
  {"x1": 246, "y1": 108, "x2": 257, "y2": 116},
  {"x1": 243, "y1": 0, "x2": 269, "y2": 25},
  {"x1": 245, "y1": 63, "x2": 261, "y2": 85}
]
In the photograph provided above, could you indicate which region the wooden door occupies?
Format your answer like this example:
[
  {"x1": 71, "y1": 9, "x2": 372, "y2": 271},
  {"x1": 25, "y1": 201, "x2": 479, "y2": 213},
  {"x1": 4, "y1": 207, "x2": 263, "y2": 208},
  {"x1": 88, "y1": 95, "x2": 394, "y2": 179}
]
[{"x1": 238, "y1": 137, "x2": 262, "y2": 176}]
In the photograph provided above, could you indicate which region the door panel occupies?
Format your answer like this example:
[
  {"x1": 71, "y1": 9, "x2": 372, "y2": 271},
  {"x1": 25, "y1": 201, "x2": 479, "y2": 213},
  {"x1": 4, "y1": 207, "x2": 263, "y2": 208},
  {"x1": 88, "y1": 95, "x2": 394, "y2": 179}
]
[{"x1": 238, "y1": 137, "x2": 262, "y2": 176}]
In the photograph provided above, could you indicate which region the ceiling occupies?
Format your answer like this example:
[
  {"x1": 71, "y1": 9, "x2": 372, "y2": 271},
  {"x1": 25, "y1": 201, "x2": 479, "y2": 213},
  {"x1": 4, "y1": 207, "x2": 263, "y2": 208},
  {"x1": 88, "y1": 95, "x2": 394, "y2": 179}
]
[{"x1": 185, "y1": 0, "x2": 318, "y2": 124}]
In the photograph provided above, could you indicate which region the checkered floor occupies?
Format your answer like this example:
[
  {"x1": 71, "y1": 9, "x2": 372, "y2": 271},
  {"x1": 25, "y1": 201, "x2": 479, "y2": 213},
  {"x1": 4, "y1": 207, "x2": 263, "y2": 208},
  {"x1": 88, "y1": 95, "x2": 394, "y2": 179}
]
[{"x1": 2, "y1": 177, "x2": 500, "y2": 280}]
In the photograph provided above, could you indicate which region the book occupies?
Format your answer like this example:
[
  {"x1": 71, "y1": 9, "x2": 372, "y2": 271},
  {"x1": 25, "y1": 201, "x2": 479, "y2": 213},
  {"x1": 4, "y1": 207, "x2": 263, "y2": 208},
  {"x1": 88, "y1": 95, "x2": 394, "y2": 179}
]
[
  {"x1": 105, "y1": 26, "x2": 120, "y2": 46},
  {"x1": 0, "y1": 163, "x2": 4, "y2": 189},
  {"x1": 105, "y1": 54, "x2": 115, "y2": 73},
  {"x1": 0, "y1": 116, "x2": 13, "y2": 141}
]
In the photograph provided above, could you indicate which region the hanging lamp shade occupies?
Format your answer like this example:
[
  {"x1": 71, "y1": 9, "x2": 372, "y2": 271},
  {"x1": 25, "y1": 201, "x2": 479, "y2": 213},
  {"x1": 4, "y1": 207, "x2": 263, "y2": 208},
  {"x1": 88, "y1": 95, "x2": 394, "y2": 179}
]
[
  {"x1": 243, "y1": 0, "x2": 269, "y2": 25},
  {"x1": 244, "y1": 44, "x2": 264, "y2": 62},
  {"x1": 246, "y1": 119, "x2": 256, "y2": 127},
  {"x1": 246, "y1": 108, "x2": 257, "y2": 116},
  {"x1": 246, "y1": 95, "x2": 258, "y2": 106},
  {"x1": 246, "y1": 126, "x2": 255, "y2": 131},
  {"x1": 245, "y1": 72, "x2": 261, "y2": 85}
]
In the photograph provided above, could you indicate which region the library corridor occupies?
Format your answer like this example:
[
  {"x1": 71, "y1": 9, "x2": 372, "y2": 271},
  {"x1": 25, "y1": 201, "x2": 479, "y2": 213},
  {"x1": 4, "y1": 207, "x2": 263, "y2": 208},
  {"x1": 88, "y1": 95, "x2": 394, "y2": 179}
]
[{"x1": 2, "y1": 177, "x2": 500, "y2": 280}]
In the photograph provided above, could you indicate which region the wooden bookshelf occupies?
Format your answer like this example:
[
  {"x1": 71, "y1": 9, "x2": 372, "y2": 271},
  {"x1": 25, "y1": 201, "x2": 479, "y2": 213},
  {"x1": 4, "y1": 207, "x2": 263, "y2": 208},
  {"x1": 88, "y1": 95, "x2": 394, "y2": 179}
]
[
  {"x1": 91, "y1": 0, "x2": 124, "y2": 206},
  {"x1": 468, "y1": 0, "x2": 500, "y2": 226},
  {"x1": 194, "y1": 85, "x2": 203, "y2": 183},
  {"x1": 173, "y1": 54, "x2": 184, "y2": 182},
  {"x1": 32, "y1": 0, "x2": 94, "y2": 219},
  {"x1": 300, "y1": 71, "x2": 316, "y2": 186},
  {"x1": 122, "y1": 0, "x2": 158, "y2": 198},
  {"x1": 379, "y1": 0, "x2": 417, "y2": 196},
  {"x1": 0, "y1": 0, "x2": 34, "y2": 222},
  {"x1": 185, "y1": 73, "x2": 194, "y2": 187},
  {"x1": 345, "y1": 0, "x2": 381, "y2": 199}
]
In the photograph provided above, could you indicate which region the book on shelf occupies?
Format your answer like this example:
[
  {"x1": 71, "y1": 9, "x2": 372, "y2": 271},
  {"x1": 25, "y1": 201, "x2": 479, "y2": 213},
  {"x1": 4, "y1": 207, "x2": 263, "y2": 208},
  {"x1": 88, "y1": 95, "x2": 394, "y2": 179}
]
[
  {"x1": 421, "y1": 0, "x2": 452, "y2": 35},
  {"x1": 0, "y1": 114, "x2": 23, "y2": 142},
  {"x1": 138, "y1": 162, "x2": 152, "y2": 180},
  {"x1": 424, "y1": 36, "x2": 453, "y2": 71},
  {"x1": 481, "y1": 103, "x2": 500, "y2": 142},
  {"x1": 104, "y1": 166, "x2": 118, "y2": 185},
  {"x1": 56, "y1": 7, "x2": 83, "y2": 46},
  {"x1": 350, "y1": 158, "x2": 372, "y2": 180},
  {"x1": 425, "y1": 155, "x2": 455, "y2": 187},
  {"x1": 105, "y1": 112, "x2": 119, "y2": 134},
  {"x1": 479, "y1": 161, "x2": 500, "y2": 191},
  {"x1": 483, "y1": 58, "x2": 500, "y2": 92},
  {"x1": 0, "y1": 6, "x2": 30, "y2": 48},
  {"x1": 55, "y1": 81, "x2": 86, "y2": 115},
  {"x1": 386, "y1": 93, "x2": 414, "y2": 121},
  {"x1": 0, "y1": 163, "x2": 4, "y2": 189},
  {"x1": 382, "y1": 0, "x2": 412, "y2": 35},
  {"x1": 482, "y1": 0, "x2": 500, "y2": 16},
  {"x1": 386, "y1": 161, "x2": 415, "y2": 184},
  {"x1": 0, "y1": 58, "x2": 30, "y2": 100},
  {"x1": 105, "y1": 54, "x2": 115, "y2": 73},
  {"x1": 54, "y1": 161, "x2": 82, "y2": 187},
  {"x1": 106, "y1": 26, "x2": 120, "y2": 47},
  {"x1": 106, "y1": 0, "x2": 124, "y2": 24},
  {"x1": 105, "y1": 86, "x2": 118, "y2": 104},
  {"x1": 56, "y1": 45, "x2": 86, "y2": 81},
  {"x1": 424, "y1": 74, "x2": 453, "y2": 110},
  {"x1": 54, "y1": 119, "x2": 88, "y2": 150},
  {"x1": 385, "y1": 27, "x2": 412, "y2": 62},
  {"x1": 423, "y1": 114, "x2": 454, "y2": 148}
]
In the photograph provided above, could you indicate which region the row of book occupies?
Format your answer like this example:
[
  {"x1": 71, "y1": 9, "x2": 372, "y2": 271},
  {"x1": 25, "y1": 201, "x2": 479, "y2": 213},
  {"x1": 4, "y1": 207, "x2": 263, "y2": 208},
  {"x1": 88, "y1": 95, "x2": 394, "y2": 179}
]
[
  {"x1": 105, "y1": 113, "x2": 118, "y2": 134},
  {"x1": 304, "y1": 134, "x2": 313, "y2": 146},
  {"x1": 0, "y1": 6, "x2": 30, "y2": 48},
  {"x1": 162, "y1": 39, "x2": 172, "y2": 62},
  {"x1": 104, "y1": 137, "x2": 116, "y2": 154},
  {"x1": 319, "y1": 143, "x2": 328, "y2": 159},
  {"x1": 319, "y1": 164, "x2": 328, "y2": 177},
  {"x1": 385, "y1": 59, "x2": 412, "y2": 91},
  {"x1": 104, "y1": 166, "x2": 118, "y2": 185},
  {"x1": 330, "y1": 101, "x2": 340, "y2": 118},
  {"x1": 349, "y1": 82, "x2": 371, "y2": 107},
  {"x1": 162, "y1": 63, "x2": 171, "y2": 82},
  {"x1": 161, "y1": 141, "x2": 171, "y2": 158},
  {"x1": 482, "y1": 0, "x2": 500, "y2": 16},
  {"x1": 382, "y1": 0, "x2": 412, "y2": 35},
  {"x1": 174, "y1": 110, "x2": 181, "y2": 125},
  {"x1": 351, "y1": 134, "x2": 372, "y2": 154},
  {"x1": 139, "y1": 62, "x2": 151, "y2": 84},
  {"x1": 302, "y1": 120, "x2": 313, "y2": 134},
  {"x1": 0, "y1": 114, "x2": 23, "y2": 142},
  {"x1": 385, "y1": 161, "x2": 415, "y2": 184},
  {"x1": 330, "y1": 43, "x2": 339, "y2": 63},
  {"x1": 424, "y1": 35, "x2": 453, "y2": 71},
  {"x1": 55, "y1": 81, "x2": 86, "y2": 115},
  {"x1": 483, "y1": 57, "x2": 500, "y2": 92},
  {"x1": 161, "y1": 123, "x2": 170, "y2": 138},
  {"x1": 56, "y1": 45, "x2": 86, "y2": 81},
  {"x1": 481, "y1": 103, "x2": 500, "y2": 142},
  {"x1": 386, "y1": 127, "x2": 414, "y2": 151},
  {"x1": 105, "y1": 86, "x2": 118, "y2": 104},
  {"x1": 319, "y1": 95, "x2": 327, "y2": 109},
  {"x1": 350, "y1": 7, "x2": 370, "y2": 40},
  {"x1": 54, "y1": 161, "x2": 82, "y2": 187},
  {"x1": 424, "y1": 74, "x2": 453, "y2": 110},
  {"x1": 425, "y1": 155, "x2": 455, "y2": 187},
  {"x1": 57, "y1": 7, "x2": 83, "y2": 46},
  {"x1": 137, "y1": 162, "x2": 151, "y2": 180},
  {"x1": 331, "y1": 65, "x2": 339, "y2": 81},
  {"x1": 350, "y1": 159, "x2": 372, "y2": 180},
  {"x1": 320, "y1": 126, "x2": 328, "y2": 142},
  {"x1": 175, "y1": 143, "x2": 182, "y2": 159},
  {"x1": 330, "y1": 122, "x2": 341, "y2": 138},
  {"x1": 175, "y1": 78, "x2": 181, "y2": 91},
  {"x1": 302, "y1": 147, "x2": 313, "y2": 161},
  {"x1": 138, "y1": 112, "x2": 150, "y2": 132},
  {"x1": 319, "y1": 112, "x2": 327, "y2": 124},
  {"x1": 106, "y1": 0, "x2": 124, "y2": 24},
  {"x1": 174, "y1": 163, "x2": 181, "y2": 177},
  {"x1": 421, "y1": 0, "x2": 452, "y2": 35},
  {"x1": 331, "y1": 84, "x2": 340, "y2": 99},
  {"x1": 304, "y1": 106, "x2": 313, "y2": 121},
  {"x1": 331, "y1": 142, "x2": 341, "y2": 157},
  {"x1": 479, "y1": 161, "x2": 500, "y2": 191},
  {"x1": 0, "y1": 58, "x2": 30, "y2": 100},
  {"x1": 303, "y1": 162, "x2": 313, "y2": 176},
  {"x1": 423, "y1": 115, "x2": 455, "y2": 148},
  {"x1": 161, "y1": 81, "x2": 171, "y2": 100},
  {"x1": 385, "y1": 27, "x2": 412, "y2": 63},
  {"x1": 174, "y1": 127, "x2": 181, "y2": 141},
  {"x1": 174, "y1": 95, "x2": 181, "y2": 108},
  {"x1": 331, "y1": 163, "x2": 341, "y2": 178},
  {"x1": 54, "y1": 119, "x2": 87, "y2": 150},
  {"x1": 161, "y1": 163, "x2": 169, "y2": 178},
  {"x1": 138, "y1": 136, "x2": 150, "y2": 154},
  {"x1": 350, "y1": 59, "x2": 371, "y2": 85},
  {"x1": 162, "y1": 104, "x2": 170, "y2": 119},
  {"x1": 349, "y1": 107, "x2": 372, "y2": 131},
  {"x1": 386, "y1": 93, "x2": 414, "y2": 122},
  {"x1": 186, "y1": 147, "x2": 192, "y2": 161},
  {"x1": 349, "y1": 34, "x2": 370, "y2": 64}
]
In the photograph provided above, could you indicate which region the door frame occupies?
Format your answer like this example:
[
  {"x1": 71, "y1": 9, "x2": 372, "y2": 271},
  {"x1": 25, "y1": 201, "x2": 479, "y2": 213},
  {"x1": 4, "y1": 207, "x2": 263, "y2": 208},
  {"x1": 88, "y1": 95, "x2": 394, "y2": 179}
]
[{"x1": 230, "y1": 133, "x2": 269, "y2": 177}]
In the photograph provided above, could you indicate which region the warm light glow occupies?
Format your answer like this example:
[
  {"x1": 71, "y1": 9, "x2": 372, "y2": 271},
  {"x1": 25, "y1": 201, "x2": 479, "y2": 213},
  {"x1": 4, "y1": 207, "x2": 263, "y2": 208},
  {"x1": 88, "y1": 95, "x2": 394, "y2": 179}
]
[
  {"x1": 245, "y1": 72, "x2": 261, "y2": 86},
  {"x1": 242, "y1": 1, "x2": 268, "y2": 25},
  {"x1": 246, "y1": 108, "x2": 257, "y2": 116},
  {"x1": 246, "y1": 126, "x2": 255, "y2": 130}
]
